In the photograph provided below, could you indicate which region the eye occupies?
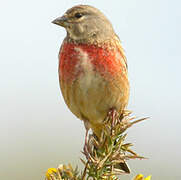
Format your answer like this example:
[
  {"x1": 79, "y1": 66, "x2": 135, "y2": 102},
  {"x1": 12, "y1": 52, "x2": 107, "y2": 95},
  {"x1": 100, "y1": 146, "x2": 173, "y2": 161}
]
[{"x1": 74, "y1": 13, "x2": 83, "y2": 18}]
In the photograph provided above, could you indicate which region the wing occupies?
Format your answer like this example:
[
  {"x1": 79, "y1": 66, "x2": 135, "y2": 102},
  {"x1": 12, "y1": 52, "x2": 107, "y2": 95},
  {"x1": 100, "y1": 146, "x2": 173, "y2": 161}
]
[{"x1": 114, "y1": 34, "x2": 128, "y2": 70}]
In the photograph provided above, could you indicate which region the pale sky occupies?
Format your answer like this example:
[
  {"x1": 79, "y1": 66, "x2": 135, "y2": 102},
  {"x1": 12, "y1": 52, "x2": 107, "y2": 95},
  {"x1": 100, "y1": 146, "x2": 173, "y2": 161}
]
[{"x1": 0, "y1": 0, "x2": 181, "y2": 180}]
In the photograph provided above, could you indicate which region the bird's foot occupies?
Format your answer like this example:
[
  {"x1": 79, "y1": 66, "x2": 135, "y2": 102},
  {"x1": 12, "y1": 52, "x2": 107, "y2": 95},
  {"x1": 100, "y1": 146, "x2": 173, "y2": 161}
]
[
  {"x1": 83, "y1": 129, "x2": 90, "y2": 160},
  {"x1": 108, "y1": 108, "x2": 119, "y2": 135}
]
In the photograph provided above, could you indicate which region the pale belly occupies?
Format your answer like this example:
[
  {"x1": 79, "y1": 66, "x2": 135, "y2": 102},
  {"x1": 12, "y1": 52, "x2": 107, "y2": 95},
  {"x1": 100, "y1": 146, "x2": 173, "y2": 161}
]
[{"x1": 60, "y1": 68, "x2": 128, "y2": 128}]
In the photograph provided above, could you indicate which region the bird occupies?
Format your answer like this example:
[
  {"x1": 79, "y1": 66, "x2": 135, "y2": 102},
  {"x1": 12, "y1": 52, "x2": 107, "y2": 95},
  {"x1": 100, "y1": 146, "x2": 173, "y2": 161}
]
[{"x1": 52, "y1": 5, "x2": 129, "y2": 138}]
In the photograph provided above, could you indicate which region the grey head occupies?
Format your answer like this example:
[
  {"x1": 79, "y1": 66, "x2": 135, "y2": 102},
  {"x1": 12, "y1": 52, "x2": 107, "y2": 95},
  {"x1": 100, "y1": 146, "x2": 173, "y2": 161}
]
[{"x1": 52, "y1": 5, "x2": 116, "y2": 43}]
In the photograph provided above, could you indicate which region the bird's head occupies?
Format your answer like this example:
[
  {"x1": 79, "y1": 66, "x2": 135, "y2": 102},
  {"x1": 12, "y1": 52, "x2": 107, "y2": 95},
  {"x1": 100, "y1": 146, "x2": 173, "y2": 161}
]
[{"x1": 52, "y1": 5, "x2": 115, "y2": 43}]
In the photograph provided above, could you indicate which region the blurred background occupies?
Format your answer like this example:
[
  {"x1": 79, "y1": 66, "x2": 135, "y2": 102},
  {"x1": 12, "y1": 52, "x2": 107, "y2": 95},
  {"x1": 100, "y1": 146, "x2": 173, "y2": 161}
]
[{"x1": 1, "y1": 0, "x2": 180, "y2": 179}]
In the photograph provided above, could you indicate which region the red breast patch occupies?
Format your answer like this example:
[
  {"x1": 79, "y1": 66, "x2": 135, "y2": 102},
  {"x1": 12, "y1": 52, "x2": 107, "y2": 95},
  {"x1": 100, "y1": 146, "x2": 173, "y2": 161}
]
[{"x1": 59, "y1": 42, "x2": 126, "y2": 82}]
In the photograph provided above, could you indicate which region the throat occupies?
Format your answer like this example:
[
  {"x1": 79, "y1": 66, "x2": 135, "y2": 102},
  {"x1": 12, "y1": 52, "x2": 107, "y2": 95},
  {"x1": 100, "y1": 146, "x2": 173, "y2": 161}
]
[{"x1": 66, "y1": 34, "x2": 111, "y2": 46}]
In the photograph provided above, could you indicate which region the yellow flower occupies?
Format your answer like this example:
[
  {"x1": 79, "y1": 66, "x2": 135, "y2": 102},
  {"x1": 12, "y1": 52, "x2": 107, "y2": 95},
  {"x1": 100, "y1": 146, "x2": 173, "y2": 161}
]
[
  {"x1": 133, "y1": 174, "x2": 151, "y2": 180},
  {"x1": 45, "y1": 168, "x2": 58, "y2": 180}
]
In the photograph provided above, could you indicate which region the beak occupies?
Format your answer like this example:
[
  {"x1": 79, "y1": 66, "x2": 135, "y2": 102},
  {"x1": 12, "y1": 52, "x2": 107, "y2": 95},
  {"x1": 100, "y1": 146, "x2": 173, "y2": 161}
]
[{"x1": 52, "y1": 15, "x2": 68, "y2": 27}]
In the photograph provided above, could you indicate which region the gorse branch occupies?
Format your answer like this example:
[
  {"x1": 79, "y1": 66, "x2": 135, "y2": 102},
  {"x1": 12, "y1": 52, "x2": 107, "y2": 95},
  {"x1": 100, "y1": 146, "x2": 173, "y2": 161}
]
[{"x1": 45, "y1": 110, "x2": 150, "y2": 180}]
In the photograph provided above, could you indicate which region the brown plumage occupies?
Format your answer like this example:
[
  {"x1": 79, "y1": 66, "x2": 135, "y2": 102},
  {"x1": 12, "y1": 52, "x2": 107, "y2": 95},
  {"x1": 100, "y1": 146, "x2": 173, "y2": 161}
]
[{"x1": 52, "y1": 5, "x2": 129, "y2": 137}]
